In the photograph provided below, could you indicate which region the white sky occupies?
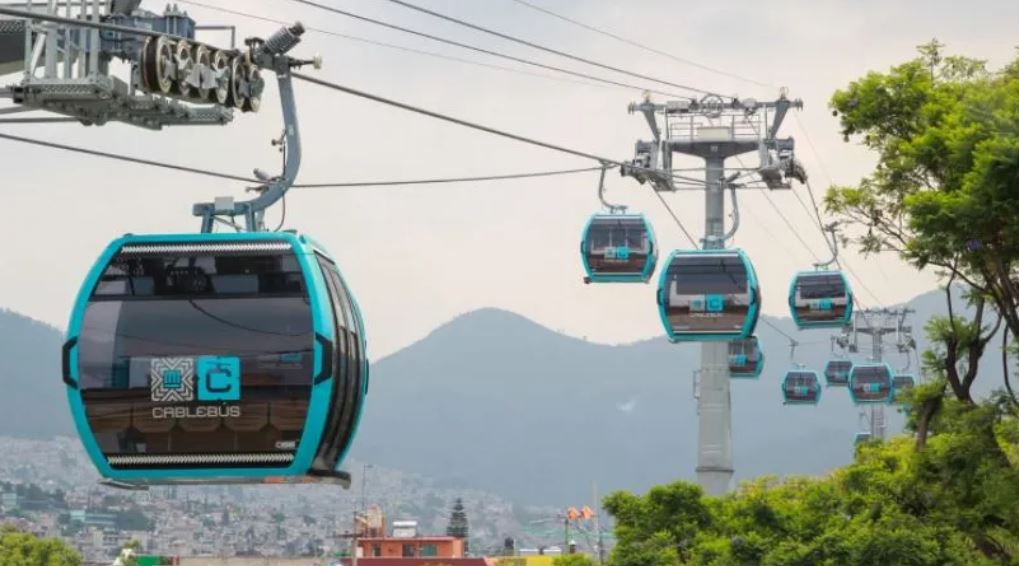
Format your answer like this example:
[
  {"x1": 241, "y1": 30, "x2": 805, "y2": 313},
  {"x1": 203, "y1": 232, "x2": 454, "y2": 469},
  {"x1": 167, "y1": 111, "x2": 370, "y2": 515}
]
[{"x1": 1, "y1": 0, "x2": 1017, "y2": 357}]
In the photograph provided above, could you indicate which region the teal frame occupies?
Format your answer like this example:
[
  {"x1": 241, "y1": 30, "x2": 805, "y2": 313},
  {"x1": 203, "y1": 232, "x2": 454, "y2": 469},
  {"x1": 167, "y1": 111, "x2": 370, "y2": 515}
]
[
  {"x1": 781, "y1": 370, "x2": 822, "y2": 405},
  {"x1": 656, "y1": 248, "x2": 760, "y2": 342},
  {"x1": 823, "y1": 359, "x2": 854, "y2": 387},
  {"x1": 788, "y1": 270, "x2": 854, "y2": 329},
  {"x1": 580, "y1": 213, "x2": 658, "y2": 283},
  {"x1": 64, "y1": 231, "x2": 364, "y2": 482},
  {"x1": 729, "y1": 337, "x2": 764, "y2": 379},
  {"x1": 848, "y1": 363, "x2": 896, "y2": 405}
]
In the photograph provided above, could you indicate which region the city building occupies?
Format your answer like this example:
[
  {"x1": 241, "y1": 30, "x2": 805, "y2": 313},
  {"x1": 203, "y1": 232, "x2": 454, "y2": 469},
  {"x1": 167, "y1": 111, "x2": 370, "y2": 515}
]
[{"x1": 357, "y1": 535, "x2": 465, "y2": 559}]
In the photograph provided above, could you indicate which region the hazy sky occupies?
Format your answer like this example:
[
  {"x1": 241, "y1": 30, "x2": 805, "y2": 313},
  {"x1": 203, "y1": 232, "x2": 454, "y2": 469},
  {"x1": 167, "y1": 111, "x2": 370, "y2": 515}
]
[{"x1": 2, "y1": 0, "x2": 1017, "y2": 357}]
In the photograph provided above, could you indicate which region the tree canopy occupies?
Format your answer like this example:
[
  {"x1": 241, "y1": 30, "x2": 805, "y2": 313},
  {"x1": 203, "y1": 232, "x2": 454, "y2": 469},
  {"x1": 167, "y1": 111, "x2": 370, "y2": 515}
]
[
  {"x1": 827, "y1": 41, "x2": 1019, "y2": 405},
  {"x1": 446, "y1": 497, "x2": 470, "y2": 540},
  {"x1": 604, "y1": 397, "x2": 1019, "y2": 565},
  {"x1": 0, "y1": 527, "x2": 82, "y2": 566}
]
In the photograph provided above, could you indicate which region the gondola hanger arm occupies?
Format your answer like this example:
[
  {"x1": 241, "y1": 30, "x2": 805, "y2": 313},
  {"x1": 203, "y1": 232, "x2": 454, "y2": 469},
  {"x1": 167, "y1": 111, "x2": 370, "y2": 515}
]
[
  {"x1": 596, "y1": 162, "x2": 627, "y2": 213},
  {"x1": 193, "y1": 23, "x2": 317, "y2": 233},
  {"x1": 814, "y1": 221, "x2": 842, "y2": 270}
]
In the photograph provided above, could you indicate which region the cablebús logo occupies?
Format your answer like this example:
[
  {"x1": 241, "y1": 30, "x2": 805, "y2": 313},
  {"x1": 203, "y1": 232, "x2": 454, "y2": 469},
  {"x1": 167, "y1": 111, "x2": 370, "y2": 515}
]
[
  {"x1": 196, "y1": 356, "x2": 241, "y2": 401},
  {"x1": 150, "y1": 358, "x2": 196, "y2": 402},
  {"x1": 150, "y1": 356, "x2": 242, "y2": 419}
]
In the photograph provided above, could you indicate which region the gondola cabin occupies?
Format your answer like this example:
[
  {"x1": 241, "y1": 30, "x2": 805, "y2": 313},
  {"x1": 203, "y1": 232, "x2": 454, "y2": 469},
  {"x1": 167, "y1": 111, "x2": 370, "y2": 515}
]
[
  {"x1": 893, "y1": 374, "x2": 916, "y2": 402},
  {"x1": 789, "y1": 271, "x2": 853, "y2": 329},
  {"x1": 63, "y1": 232, "x2": 368, "y2": 487},
  {"x1": 728, "y1": 337, "x2": 764, "y2": 379},
  {"x1": 782, "y1": 370, "x2": 821, "y2": 405},
  {"x1": 848, "y1": 364, "x2": 894, "y2": 404},
  {"x1": 657, "y1": 249, "x2": 760, "y2": 341},
  {"x1": 824, "y1": 359, "x2": 853, "y2": 387},
  {"x1": 580, "y1": 214, "x2": 657, "y2": 283}
]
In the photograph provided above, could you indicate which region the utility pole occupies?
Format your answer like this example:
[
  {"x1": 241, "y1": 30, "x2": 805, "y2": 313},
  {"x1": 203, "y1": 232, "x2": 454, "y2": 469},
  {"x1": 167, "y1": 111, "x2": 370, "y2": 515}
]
[
  {"x1": 624, "y1": 93, "x2": 804, "y2": 495},
  {"x1": 352, "y1": 510, "x2": 359, "y2": 566},
  {"x1": 593, "y1": 482, "x2": 605, "y2": 566},
  {"x1": 360, "y1": 463, "x2": 372, "y2": 512},
  {"x1": 845, "y1": 308, "x2": 915, "y2": 440}
]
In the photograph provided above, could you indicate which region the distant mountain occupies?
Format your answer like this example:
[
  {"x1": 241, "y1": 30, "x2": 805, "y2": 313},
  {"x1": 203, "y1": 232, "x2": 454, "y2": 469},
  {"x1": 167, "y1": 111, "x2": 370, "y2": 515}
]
[
  {"x1": 0, "y1": 286, "x2": 1000, "y2": 506},
  {"x1": 349, "y1": 285, "x2": 994, "y2": 505},
  {"x1": 0, "y1": 309, "x2": 72, "y2": 437}
]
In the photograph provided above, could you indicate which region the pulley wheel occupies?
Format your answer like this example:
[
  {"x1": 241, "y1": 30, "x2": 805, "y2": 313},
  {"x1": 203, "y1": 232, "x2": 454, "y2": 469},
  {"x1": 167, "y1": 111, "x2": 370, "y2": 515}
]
[
  {"x1": 241, "y1": 65, "x2": 262, "y2": 113},
  {"x1": 225, "y1": 54, "x2": 248, "y2": 109},
  {"x1": 140, "y1": 37, "x2": 159, "y2": 93},
  {"x1": 210, "y1": 50, "x2": 230, "y2": 106},
  {"x1": 143, "y1": 36, "x2": 176, "y2": 95},
  {"x1": 193, "y1": 45, "x2": 213, "y2": 101},
  {"x1": 175, "y1": 41, "x2": 195, "y2": 97}
]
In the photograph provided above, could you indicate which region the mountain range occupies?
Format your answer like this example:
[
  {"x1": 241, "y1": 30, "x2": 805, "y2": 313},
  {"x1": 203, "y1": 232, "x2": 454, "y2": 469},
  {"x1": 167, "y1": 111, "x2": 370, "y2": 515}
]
[{"x1": 0, "y1": 286, "x2": 1003, "y2": 506}]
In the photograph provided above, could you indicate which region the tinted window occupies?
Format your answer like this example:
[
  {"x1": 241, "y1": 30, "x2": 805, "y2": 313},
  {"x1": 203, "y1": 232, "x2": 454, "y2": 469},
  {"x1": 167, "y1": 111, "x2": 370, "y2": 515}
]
[
  {"x1": 95, "y1": 251, "x2": 304, "y2": 298},
  {"x1": 79, "y1": 297, "x2": 313, "y2": 390},
  {"x1": 588, "y1": 225, "x2": 612, "y2": 249},
  {"x1": 311, "y1": 254, "x2": 364, "y2": 470},
  {"x1": 669, "y1": 255, "x2": 748, "y2": 295},
  {"x1": 797, "y1": 274, "x2": 847, "y2": 300},
  {"x1": 853, "y1": 366, "x2": 891, "y2": 383},
  {"x1": 77, "y1": 247, "x2": 314, "y2": 465}
]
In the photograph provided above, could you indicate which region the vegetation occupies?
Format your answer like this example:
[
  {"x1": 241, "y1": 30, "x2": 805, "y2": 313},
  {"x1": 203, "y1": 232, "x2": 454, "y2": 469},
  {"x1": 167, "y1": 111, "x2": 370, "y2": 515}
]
[
  {"x1": 447, "y1": 497, "x2": 470, "y2": 554},
  {"x1": 553, "y1": 555, "x2": 598, "y2": 566},
  {"x1": 0, "y1": 526, "x2": 82, "y2": 566},
  {"x1": 827, "y1": 40, "x2": 1019, "y2": 412},
  {"x1": 605, "y1": 395, "x2": 1019, "y2": 565},
  {"x1": 604, "y1": 42, "x2": 1019, "y2": 566}
]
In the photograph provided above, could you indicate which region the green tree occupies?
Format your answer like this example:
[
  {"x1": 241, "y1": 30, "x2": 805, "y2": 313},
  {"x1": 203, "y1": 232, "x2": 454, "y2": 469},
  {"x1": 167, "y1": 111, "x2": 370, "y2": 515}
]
[
  {"x1": 446, "y1": 497, "x2": 469, "y2": 553},
  {"x1": 827, "y1": 40, "x2": 1019, "y2": 409},
  {"x1": 553, "y1": 554, "x2": 597, "y2": 566},
  {"x1": 0, "y1": 526, "x2": 82, "y2": 566},
  {"x1": 604, "y1": 399, "x2": 1019, "y2": 564}
]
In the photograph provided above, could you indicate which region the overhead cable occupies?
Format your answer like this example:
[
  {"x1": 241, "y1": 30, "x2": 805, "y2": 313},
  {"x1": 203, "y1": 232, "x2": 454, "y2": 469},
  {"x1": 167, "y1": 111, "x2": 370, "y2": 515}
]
[
  {"x1": 651, "y1": 190, "x2": 699, "y2": 248},
  {"x1": 759, "y1": 316, "x2": 797, "y2": 342},
  {"x1": 292, "y1": 72, "x2": 620, "y2": 164},
  {"x1": 176, "y1": 0, "x2": 614, "y2": 92},
  {"x1": 0, "y1": 131, "x2": 258, "y2": 183},
  {"x1": 286, "y1": 0, "x2": 686, "y2": 99},
  {"x1": 507, "y1": 0, "x2": 775, "y2": 90},
  {"x1": 294, "y1": 166, "x2": 604, "y2": 188},
  {"x1": 0, "y1": 131, "x2": 612, "y2": 188},
  {"x1": 381, "y1": 0, "x2": 718, "y2": 98},
  {"x1": 289, "y1": 72, "x2": 702, "y2": 240}
]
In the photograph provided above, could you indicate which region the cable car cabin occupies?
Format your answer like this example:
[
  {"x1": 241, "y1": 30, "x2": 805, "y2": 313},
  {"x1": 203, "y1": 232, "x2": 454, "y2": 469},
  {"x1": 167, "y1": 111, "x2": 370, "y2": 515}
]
[
  {"x1": 824, "y1": 360, "x2": 853, "y2": 387},
  {"x1": 789, "y1": 271, "x2": 853, "y2": 329},
  {"x1": 62, "y1": 232, "x2": 369, "y2": 488},
  {"x1": 581, "y1": 214, "x2": 657, "y2": 283},
  {"x1": 728, "y1": 337, "x2": 764, "y2": 379},
  {"x1": 893, "y1": 375, "x2": 916, "y2": 402},
  {"x1": 848, "y1": 364, "x2": 894, "y2": 404},
  {"x1": 782, "y1": 370, "x2": 821, "y2": 405},
  {"x1": 657, "y1": 249, "x2": 760, "y2": 341}
]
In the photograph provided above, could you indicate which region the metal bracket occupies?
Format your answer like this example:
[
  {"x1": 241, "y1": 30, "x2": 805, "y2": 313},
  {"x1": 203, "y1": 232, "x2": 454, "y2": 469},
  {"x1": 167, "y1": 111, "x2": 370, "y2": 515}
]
[
  {"x1": 814, "y1": 222, "x2": 842, "y2": 270},
  {"x1": 193, "y1": 23, "x2": 312, "y2": 232},
  {"x1": 596, "y1": 162, "x2": 627, "y2": 213}
]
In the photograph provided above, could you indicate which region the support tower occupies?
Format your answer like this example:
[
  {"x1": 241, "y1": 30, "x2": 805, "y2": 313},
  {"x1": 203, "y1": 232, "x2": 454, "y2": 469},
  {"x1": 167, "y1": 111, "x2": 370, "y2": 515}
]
[{"x1": 624, "y1": 93, "x2": 804, "y2": 494}]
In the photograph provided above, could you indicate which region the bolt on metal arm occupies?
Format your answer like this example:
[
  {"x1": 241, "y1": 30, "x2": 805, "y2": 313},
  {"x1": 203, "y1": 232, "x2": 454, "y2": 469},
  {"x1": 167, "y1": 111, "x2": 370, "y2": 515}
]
[
  {"x1": 814, "y1": 222, "x2": 841, "y2": 270},
  {"x1": 596, "y1": 163, "x2": 627, "y2": 213},
  {"x1": 193, "y1": 23, "x2": 319, "y2": 232}
]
